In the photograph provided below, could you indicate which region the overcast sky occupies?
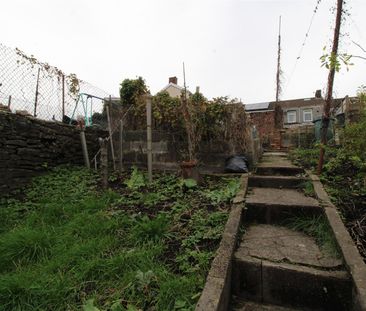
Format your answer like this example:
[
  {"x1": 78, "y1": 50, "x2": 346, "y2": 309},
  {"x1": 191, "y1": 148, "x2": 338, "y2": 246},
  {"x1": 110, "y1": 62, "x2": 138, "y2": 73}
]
[{"x1": 1, "y1": 0, "x2": 365, "y2": 103}]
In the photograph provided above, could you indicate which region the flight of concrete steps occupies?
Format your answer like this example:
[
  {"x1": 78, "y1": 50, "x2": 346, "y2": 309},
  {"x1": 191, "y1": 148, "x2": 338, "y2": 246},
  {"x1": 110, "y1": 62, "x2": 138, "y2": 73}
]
[{"x1": 230, "y1": 152, "x2": 351, "y2": 310}]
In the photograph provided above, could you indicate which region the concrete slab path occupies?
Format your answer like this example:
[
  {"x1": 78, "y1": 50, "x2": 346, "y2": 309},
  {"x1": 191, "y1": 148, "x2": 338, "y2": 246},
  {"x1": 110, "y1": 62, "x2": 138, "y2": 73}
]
[{"x1": 230, "y1": 152, "x2": 351, "y2": 311}]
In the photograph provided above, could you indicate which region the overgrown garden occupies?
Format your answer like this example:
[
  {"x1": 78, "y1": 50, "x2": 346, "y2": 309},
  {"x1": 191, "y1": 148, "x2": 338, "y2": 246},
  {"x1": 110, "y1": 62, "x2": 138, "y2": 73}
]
[
  {"x1": 290, "y1": 87, "x2": 366, "y2": 261},
  {"x1": 0, "y1": 167, "x2": 240, "y2": 310}
]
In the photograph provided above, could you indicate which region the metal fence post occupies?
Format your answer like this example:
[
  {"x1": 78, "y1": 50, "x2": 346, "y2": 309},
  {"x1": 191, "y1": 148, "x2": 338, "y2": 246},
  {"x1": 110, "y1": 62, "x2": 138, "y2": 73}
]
[
  {"x1": 33, "y1": 68, "x2": 41, "y2": 117},
  {"x1": 62, "y1": 74, "x2": 65, "y2": 120}
]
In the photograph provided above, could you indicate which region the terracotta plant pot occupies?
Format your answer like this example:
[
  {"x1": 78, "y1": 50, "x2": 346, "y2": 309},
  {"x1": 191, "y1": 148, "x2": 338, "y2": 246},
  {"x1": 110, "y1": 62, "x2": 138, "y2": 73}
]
[{"x1": 180, "y1": 159, "x2": 201, "y2": 183}]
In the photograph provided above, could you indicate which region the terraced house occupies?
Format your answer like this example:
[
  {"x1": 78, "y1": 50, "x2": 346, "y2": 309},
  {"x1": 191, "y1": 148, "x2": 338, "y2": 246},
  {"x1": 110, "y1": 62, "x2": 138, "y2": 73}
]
[{"x1": 245, "y1": 90, "x2": 355, "y2": 149}]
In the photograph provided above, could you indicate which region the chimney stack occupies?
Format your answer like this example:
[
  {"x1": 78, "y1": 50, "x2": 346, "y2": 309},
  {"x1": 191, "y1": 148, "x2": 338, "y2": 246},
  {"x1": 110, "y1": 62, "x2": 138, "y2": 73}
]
[
  {"x1": 196, "y1": 86, "x2": 200, "y2": 93},
  {"x1": 169, "y1": 76, "x2": 177, "y2": 85},
  {"x1": 315, "y1": 90, "x2": 322, "y2": 98}
]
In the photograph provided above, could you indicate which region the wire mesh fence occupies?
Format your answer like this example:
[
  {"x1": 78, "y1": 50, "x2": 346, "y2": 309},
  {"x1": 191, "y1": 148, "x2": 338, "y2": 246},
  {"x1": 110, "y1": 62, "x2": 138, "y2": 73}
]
[{"x1": 0, "y1": 42, "x2": 112, "y2": 126}]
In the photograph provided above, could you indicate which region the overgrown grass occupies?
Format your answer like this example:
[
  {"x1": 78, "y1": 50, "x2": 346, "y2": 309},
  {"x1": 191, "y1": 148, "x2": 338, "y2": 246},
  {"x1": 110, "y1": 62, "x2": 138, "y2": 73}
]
[
  {"x1": 0, "y1": 166, "x2": 240, "y2": 310},
  {"x1": 300, "y1": 180, "x2": 315, "y2": 197},
  {"x1": 289, "y1": 144, "x2": 366, "y2": 262},
  {"x1": 283, "y1": 214, "x2": 340, "y2": 258}
]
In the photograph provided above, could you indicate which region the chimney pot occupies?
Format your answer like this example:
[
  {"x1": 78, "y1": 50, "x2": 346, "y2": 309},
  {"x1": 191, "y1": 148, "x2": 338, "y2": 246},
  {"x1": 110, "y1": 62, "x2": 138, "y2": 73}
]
[
  {"x1": 169, "y1": 76, "x2": 177, "y2": 85},
  {"x1": 315, "y1": 90, "x2": 322, "y2": 98}
]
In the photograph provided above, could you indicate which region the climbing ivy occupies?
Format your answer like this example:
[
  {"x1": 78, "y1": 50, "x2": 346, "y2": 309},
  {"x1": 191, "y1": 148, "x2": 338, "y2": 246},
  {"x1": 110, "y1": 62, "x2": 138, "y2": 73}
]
[{"x1": 15, "y1": 47, "x2": 80, "y2": 98}]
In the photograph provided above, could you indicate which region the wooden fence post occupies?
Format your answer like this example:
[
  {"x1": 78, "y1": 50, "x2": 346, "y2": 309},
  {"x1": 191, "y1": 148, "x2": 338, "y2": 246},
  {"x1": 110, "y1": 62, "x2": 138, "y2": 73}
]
[
  {"x1": 119, "y1": 119, "x2": 123, "y2": 173},
  {"x1": 99, "y1": 138, "x2": 108, "y2": 189},
  {"x1": 106, "y1": 96, "x2": 116, "y2": 170},
  {"x1": 7, "y1": 95, "x2": 12, "y2": 110},
  {"x1": 146, "y1": 95, "x2": 153, "y2": 183},
  {"x1": 80, "y1": 129, "x2": 90, "y2": 169}
]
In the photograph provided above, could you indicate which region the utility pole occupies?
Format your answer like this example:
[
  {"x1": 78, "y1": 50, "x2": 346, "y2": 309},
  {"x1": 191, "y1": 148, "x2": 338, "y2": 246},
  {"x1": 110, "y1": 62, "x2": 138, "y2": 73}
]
[
  {"x1": 317, "y1": 0, "x2": 343, "y2": 174},
  {"x1": 183, "y1": 62, "x2": 188, "y2": 103},
  {"x1": 276, "y1": 16, "x2": 282, "y2": 102}
]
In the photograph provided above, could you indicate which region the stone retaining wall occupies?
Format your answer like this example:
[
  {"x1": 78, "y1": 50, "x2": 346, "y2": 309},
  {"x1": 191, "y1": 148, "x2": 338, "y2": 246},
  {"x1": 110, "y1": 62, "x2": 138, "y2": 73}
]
[
  {"x1": 1, "y1": 111, "x2": 261, "y2": 193},
  {"x1": 0, "y1": 111, "x2": 107, "y2": 193}
]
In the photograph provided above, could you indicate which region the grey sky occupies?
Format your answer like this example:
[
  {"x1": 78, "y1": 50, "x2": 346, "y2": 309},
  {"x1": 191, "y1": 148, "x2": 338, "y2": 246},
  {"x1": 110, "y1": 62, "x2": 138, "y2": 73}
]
[{"x1": 1, "y1": 0, "x2": 365, "y2": 103}]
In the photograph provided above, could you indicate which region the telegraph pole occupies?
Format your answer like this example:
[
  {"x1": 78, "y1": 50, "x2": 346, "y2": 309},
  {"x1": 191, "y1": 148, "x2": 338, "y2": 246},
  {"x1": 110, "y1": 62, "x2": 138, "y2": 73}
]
[
  {"x1": 276, "y1": 16, "x2": 282, "y2": 102},
  {"x1": 317, "y1": 0, "x2": 343, "y2": 174}
]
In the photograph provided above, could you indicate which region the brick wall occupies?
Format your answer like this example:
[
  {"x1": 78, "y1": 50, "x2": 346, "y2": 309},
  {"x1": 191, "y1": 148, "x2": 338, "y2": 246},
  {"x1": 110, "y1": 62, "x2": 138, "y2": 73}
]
[{"x1": 249, "y1": 110, "x2": 282, "y2": 149}]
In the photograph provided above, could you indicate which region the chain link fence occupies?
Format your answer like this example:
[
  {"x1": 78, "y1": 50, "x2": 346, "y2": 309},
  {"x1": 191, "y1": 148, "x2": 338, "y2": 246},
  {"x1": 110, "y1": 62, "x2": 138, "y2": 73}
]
[{"x1": 0, "y1": 43, "x2": 112, "y2": 126}]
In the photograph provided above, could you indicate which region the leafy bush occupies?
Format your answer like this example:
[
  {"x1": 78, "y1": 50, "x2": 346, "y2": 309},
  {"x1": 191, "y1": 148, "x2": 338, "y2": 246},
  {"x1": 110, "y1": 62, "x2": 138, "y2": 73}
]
[
  {"x1": 119, "y1": 77, "x2": 148, "y2": 106},
  {"x1": 290, "y1": 109, "x2": 366, "y2": 261},
  {"x1": 343, "y1": 116, "x2": 366, "y2": 160},
  {"x1": 289, "y1": 146, "x2": 337, "y2": 170}
]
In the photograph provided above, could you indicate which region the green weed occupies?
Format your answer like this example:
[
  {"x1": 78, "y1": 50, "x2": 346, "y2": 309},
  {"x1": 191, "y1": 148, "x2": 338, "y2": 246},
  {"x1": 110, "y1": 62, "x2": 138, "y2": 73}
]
[
  {"x1": 129, "y1": 214, "x2": 170, "y2": 243},
  {"x1": 125, "y1": 166, "x2": 145, "y2": 190},
  {"x1": 301, "y1": 180, "x2": 315, "y2": 197},
  {"x1": 0, "y1": 166, "x2": 238, "y2": 310},
  {"x1": 283, "y1": 214, "x2": 340, "y2": 257},
  {"x1": 202, "y1": 178, "x2": 240, "y2": 204}
]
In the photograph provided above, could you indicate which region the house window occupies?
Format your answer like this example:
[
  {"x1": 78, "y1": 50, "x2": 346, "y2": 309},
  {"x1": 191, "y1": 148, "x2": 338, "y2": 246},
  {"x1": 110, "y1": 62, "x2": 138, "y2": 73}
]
[
  {"x1": 303, "y1": 109, "x2": 313, "y2": 122},
  {"x1": 287, "y1": 110, "x2": 297, "y2": 123}
]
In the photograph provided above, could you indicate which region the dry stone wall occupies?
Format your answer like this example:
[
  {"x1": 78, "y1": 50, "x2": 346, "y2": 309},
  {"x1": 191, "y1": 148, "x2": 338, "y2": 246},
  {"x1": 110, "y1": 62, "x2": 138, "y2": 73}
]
[{"x1": 0, "y1": 111, "x2": 107, "y2": 193}]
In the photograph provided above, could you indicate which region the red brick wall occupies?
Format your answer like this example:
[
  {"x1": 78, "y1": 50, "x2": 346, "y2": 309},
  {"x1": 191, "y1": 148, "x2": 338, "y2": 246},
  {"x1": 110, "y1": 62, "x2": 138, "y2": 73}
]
[{"x1": 249, "y1": 110, "x2": 282, "y2": 149}]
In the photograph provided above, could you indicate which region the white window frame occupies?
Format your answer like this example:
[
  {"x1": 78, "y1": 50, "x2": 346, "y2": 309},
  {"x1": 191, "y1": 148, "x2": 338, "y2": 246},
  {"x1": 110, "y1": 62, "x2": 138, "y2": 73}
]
[
  {"x1": 287, "y1": 110, "x2": 297, "y2": 123},
  {"x1": 303, "y1": 108, "x2": 313, "y2": 122}
]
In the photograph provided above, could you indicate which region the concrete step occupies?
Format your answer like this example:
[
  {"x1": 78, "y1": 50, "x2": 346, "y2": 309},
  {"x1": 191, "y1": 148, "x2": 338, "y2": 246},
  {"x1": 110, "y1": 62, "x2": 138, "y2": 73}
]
[
  {"x1": 245, "y1": 187, "x2": 321, "y2": 223},
  {"x1": 232, "y1": 225, "x2": 351, "y2": 311},
  {"x1": 256, "y1": 166, "x2": 304, "y2": 176},
  {"x1": 262, "y1": 152, "x2": 288, "y2": 157},
  {"x1": 256, "y1": 158, "x2": 304, "y2": 176},
  {"x1": 248, "y1": 175, "x2": 308, "y2": 189},
  {"x1": 255, "y1": 155, "x2": 304, "y2": 176},
  {"x1": 231, "y1": 299, "x2": 313, "y2": 311},
  {"x1": 263, "y1": 150, "x2": 288, "y2": 158}
]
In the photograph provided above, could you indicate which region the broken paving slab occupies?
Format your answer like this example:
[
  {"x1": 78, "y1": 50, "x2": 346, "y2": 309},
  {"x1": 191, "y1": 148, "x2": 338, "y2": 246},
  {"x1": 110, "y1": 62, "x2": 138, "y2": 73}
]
[{"x1": 236, "y1": 224, "x2": 342, "y2": 269}]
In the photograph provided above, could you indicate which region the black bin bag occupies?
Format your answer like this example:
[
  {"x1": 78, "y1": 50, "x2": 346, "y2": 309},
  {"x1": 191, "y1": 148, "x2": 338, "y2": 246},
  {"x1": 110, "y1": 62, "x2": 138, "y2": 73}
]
[{"x1": 225, "y1": 155, "x2": 249, "y2": 173}]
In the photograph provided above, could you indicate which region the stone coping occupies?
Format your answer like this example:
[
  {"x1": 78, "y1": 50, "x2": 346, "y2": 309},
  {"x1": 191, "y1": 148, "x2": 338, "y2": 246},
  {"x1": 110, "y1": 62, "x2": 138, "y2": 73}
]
[
  {"x1": 195, "y1": 174, "x2": 248, "y2": 311},
  {"x1": 308, "y1": 171, "x2": 366, "y2": 311}
]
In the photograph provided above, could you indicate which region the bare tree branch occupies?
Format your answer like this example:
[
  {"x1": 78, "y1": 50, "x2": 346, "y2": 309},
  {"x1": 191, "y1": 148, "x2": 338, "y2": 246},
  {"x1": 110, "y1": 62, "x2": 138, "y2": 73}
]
[
  {"x1": 352, "y1": 55, "x2": 366, "y2": 61},
  {"x1": 352, "y1": 40, "x2": 366, "y2": 53}
]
